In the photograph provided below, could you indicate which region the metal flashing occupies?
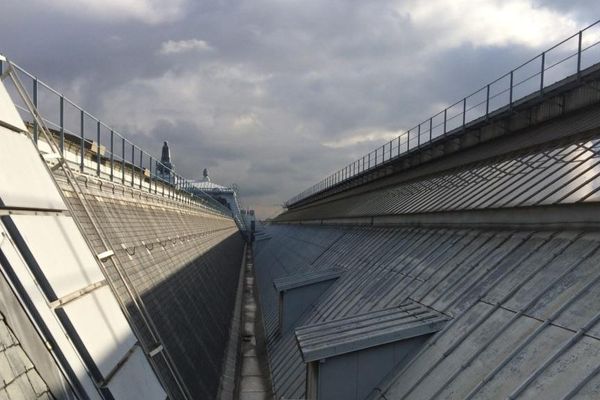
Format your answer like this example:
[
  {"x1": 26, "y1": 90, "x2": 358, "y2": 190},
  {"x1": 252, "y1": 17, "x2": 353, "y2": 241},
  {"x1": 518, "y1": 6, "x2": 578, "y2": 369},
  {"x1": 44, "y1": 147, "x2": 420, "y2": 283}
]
[
  {"x1": 295, "y1": 302, "x2": 448, "y2": 363},
  {"x1": 273, "y1": 268, "x2": 341, "y2": 292},
  {"x1": 96, "y1": 250, "x2": 114, "y2": 261}
]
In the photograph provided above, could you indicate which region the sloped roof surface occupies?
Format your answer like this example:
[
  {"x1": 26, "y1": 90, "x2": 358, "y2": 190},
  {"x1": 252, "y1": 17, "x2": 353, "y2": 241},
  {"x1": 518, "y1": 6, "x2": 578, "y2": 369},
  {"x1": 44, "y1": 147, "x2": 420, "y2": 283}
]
[
  {"x1": 254, "y1": 224, "x2": 600, "y2": 399},
  {"x1": 278, "y1": 139, "x2": 600, "y2": 222},
  {"x1": 295, "y1": 302, "x2": 448, "y2": 362}
]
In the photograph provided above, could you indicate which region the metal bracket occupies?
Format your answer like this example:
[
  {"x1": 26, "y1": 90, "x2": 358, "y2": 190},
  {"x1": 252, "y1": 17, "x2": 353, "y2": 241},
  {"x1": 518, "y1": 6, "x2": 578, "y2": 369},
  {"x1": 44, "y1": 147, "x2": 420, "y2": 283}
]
[
  {"x1": 42, "y1": 152, "x2": 62, "y2": 161},
  {"x1": 50, "y1": 280, "x2": 107, "y2": 309},
  {"x1": 96, "y1": 250, "x2": 114, "y2": 261},
  {"x1": 148, "y1": 344, "x2": 163, "y2": 357}
]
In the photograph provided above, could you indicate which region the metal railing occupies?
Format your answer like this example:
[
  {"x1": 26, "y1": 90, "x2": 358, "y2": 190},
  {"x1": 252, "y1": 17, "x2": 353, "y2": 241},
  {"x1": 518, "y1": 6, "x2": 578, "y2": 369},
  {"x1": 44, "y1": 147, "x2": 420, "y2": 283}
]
[
  {"x1": 0, "y1": 56, "x2": 234, "y2": 218},
  {"x1": 285, "y1": 20, "x2": 600, "y2": 207}
]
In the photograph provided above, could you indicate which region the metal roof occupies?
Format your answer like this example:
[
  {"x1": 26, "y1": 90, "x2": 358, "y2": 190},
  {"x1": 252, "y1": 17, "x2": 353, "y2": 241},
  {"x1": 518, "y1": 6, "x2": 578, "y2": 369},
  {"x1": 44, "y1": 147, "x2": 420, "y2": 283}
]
[
  {"x1": 277, "y1": 138, "x2": 600, "y2": 222},
  {"x1": 273, "y1": 268, "x2": 341, "y2": 292},
  {"x1": 295, "y1": 302, "x2": 448, "y2": 362},
  {"x1": 254, "y1": 223, "x2": 600, "y2": 399},
  {"x1": 190, "y1": 179, "x2": 233, "y2": 192}
]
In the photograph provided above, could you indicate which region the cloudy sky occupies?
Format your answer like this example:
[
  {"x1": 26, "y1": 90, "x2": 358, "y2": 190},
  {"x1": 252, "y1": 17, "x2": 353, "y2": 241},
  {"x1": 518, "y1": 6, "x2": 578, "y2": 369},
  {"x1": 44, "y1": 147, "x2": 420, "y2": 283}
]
[{"x1": 2, "y1": 0, "x2": 600, "y2": 217}]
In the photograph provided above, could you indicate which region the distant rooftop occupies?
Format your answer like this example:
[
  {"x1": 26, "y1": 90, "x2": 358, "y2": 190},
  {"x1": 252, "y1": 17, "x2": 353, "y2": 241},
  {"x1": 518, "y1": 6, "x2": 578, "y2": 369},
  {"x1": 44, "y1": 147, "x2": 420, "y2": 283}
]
[{"x1": 190, "y1": 168, "x2": 235, "y2": 192}]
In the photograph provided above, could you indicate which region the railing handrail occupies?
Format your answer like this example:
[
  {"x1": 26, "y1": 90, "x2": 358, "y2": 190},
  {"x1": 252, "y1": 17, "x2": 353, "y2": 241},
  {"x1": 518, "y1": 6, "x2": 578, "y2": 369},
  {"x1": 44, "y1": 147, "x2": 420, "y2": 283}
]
[
  {"x1": 0, "y1": 56, "x2": 240, "y2": 220},
  {"x1": 285, "y1": 19, "x2": 600, "y2": 207}
]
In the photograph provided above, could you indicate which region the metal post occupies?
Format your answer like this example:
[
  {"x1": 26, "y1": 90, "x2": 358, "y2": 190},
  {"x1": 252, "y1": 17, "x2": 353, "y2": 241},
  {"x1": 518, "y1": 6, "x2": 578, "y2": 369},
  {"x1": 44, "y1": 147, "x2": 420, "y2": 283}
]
[
  {"x1": 368, "y1": 153, "x2": 371, "y2": 169},
  {"x1": 540, "y1": 52, "x2": 545, "y2": 94},
  {"x1": 59, "y1": 96, "x2": 64, "y2": 154},
  {"x1": 443, "y1": 109, "x2": 447, "y2": 134},
  {"x1": 80, "y1": 110, "x2": 84, "y2": 172},
  {"x1": 131, "y1": 146, "x2": 135, "y2": 187},
  {"x1": 139, "y1": 149, "x2": 143, "y2": 189},
  {"x1": 149, "y1": 156, "x2": 153, "y2": 193},
  {"x1": 110, "y1": 130, "x2": 114, "y2": 181},
  {"x1": 429, "y1": 117, "x2": 433, "y2": 141},
  {"x1": 577, "y1": 31, "x2": 583, "y2": 77},
  {"x1": 96, "y1": 121, "x2": 101, "y2": 177},
  {"x1": 462, "y1": 97, "x2": 467, "y2": 128},
  {"x1": 486, "y1": 84, "x2": 490, "y2": 118},
  {"x1": 509, "y1": 71, "x2": 514, "y2": 108},
  {"x1": 407, "y1": 132, "x2": 410, "y2": 152},
  {"x1": 33, "y1": 78, "x2": 38, "y2": 143},
  {"x1": 121, "y1": 138, "x2": 125, "y2": 184},
  {"x1": 418, "y1": 124, "x2": 421, "y2": 147},
  {"x1": 389, "y1": 141, "x2": 392, "y2": 158}
]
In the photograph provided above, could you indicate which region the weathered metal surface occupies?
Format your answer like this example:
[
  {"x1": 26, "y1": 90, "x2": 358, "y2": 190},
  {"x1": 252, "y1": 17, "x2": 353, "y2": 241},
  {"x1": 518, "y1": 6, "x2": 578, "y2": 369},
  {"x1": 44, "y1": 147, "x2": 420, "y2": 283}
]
[
  {"x1": 254, "y1": 225, "x2": 600, "y2": 399},
  {"x1": 295, "y1": 302, "x2": 447, "y2": 362},
  {"x1": 278, "y1": 138, "x2": 600, "y2": 223},
  {"x1": 55, "y1": 171, "x2": 245, "y2": 399}
]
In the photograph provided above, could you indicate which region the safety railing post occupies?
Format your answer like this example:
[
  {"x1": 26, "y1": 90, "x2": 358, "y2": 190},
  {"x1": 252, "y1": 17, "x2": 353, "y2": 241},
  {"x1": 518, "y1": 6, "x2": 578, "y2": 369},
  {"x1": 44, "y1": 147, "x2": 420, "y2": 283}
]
[
  {"x1": 485, "y1": 84, "x2": 490, "y2": 118},
  {"x1": 110, "y1": 130, "x2": 114, "y2": 181},
  {"x1": 139, "y1": 149, "x2": 143, "y2": 189},
  {"x1": 417, "y1": 124, "x2": 421, "y2": 147},
  {"x1": 121, "y1": 138, "x2": 125, "y2": 184},
  {"x1": 33, "y1": 78, "x2": 38, "y2": 143},
  {"x1": 429, "y1": 117, "x2": 433, "y2": 141},
  {"x1": 80, "y1": 110, "x2": 85, "y2": 172},
  {"x1": 59, "y1": 96, "x2": 65, "y2": 155},
  {"x1": 96, "y1": 121, "x2": 101, "y2": 177},
  {"x1": 130, "y1": 146, "x2": 135, "y2": 187},
  {"x1": 443, "y1": 109, "x2": 447, "y2": 134},
  {"x1": 509, "y1": 70, "x2": 514, "y2": 109},
  {"x1": 462, "y1": 97, "x2": 467, "y2": 128},
  {"x1": 540, "y1": 52, "x2": 545, "y2": 94},
  {"x1": 577, "y1": 30, "x2": 583, "y2": 77},
  {"x1": 149, "y1": 156, "x2": 153, "y2": 193}
]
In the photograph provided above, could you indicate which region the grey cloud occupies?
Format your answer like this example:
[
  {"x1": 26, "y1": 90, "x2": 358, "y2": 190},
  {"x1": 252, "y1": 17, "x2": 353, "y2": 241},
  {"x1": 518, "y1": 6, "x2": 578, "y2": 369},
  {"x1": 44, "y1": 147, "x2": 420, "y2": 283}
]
[{"x1": 1, "y1": 0, "x2": 597, "y2": 217}]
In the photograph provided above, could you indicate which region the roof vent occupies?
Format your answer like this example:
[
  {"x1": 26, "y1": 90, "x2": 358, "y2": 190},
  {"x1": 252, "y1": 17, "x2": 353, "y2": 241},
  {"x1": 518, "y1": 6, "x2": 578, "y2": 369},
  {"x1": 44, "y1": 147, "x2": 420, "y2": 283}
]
[
  {"x1": 273, "y1": 269, "x2": 341, "y2": 335},
  {"x1": 295, "y1": 302, "x2": 448, "y2": 400}
]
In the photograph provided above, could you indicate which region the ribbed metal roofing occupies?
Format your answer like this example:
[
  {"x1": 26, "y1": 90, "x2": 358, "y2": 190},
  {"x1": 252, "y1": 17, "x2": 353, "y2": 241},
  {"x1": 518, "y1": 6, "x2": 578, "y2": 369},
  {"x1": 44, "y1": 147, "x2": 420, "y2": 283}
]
[
  {"x1": 295, "y1": 302, "x2": 448, "y2": 362},
  {"x1": 190, "y1": 180, "x2": 232, "y2": 192},
  {"x1": 277, "y1": 138, "x2": 600, "y2": 222},
  {"x1": 273, "y1": 269, "x2": 341, "y2": 292},
  {"x1": 254, "y1": 224, "x2": 600, "y2": 399}
]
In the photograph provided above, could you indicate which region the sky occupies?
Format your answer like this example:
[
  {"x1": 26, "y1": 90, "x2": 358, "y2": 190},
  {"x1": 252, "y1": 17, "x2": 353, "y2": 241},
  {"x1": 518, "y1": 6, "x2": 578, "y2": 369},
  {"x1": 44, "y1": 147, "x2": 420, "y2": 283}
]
[{"x1": 1, "y1": 0, "x2": 600, "y2": 218}]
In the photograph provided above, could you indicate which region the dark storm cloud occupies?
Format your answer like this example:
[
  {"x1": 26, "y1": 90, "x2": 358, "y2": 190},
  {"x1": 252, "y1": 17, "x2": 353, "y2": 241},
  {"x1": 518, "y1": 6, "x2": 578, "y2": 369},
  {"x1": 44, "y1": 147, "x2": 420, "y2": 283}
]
[{"x1": 1, "y1": 0, "x2": 596, "y2": 217}]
